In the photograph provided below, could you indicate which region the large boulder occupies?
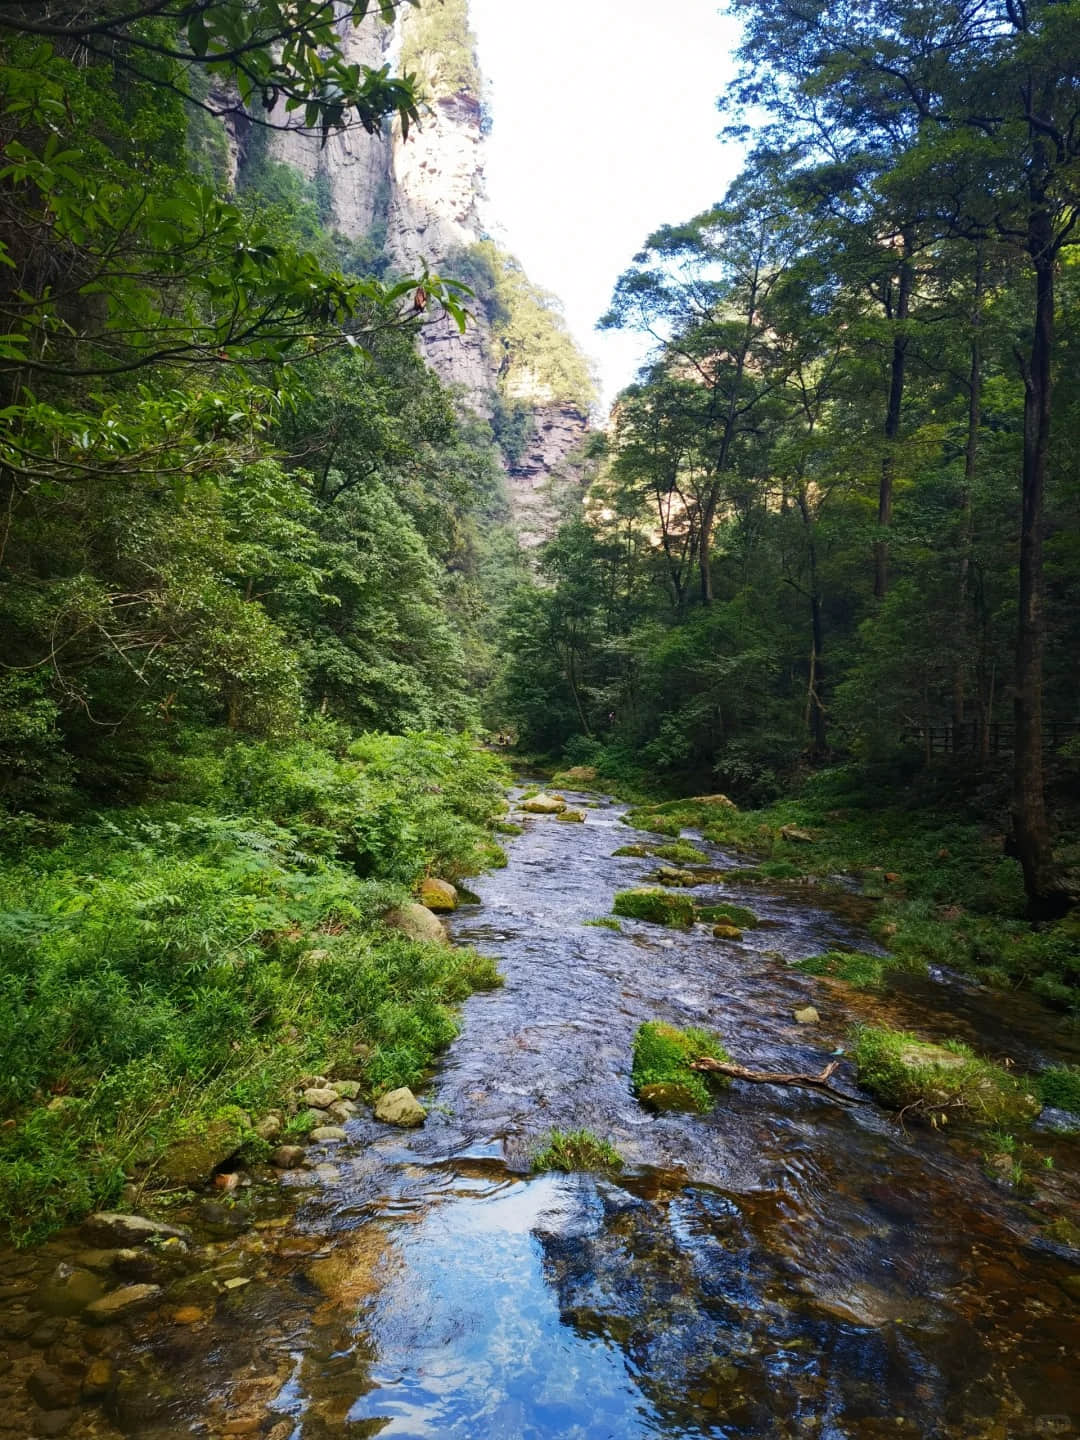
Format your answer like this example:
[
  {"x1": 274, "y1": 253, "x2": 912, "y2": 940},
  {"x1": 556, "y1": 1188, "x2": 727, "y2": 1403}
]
[
  {"x1": 419, "y1": 877, "x2": 458, "y2": 912},
  {"x1": 157, "y1": 1112, "x2": 248, "y2": 1187},
  {"x1": 373, "y1": 1087, "x2": 427, "y2": 1128},
  {"x1": 33, "y1": 1265, "x2": 106, "y2": 1317},
  {"x1": 556, "y1": 809, "x2": 587, "y2": 823},
  {"x1": 521, "y1": 793, "x2": 566, "y2": 814},
  {"x1": 383, "y1": 902, "x2": 449, "y2": 947}
]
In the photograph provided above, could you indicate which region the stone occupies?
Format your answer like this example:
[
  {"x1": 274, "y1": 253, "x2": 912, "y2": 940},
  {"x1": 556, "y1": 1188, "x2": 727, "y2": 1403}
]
[
  {"x1": 328, "y1": 1101, "x2": 356, "y2": 1123},
  {"x1": 656, "y1": 866, "x2": 694, "y2": 886},
  {"x1": 794, "y1": 1006, "x2": 820, "y2": 1024},
  {"x1": 253, "y1": 1114, "x2": 282, "y2": 1142},
  {"x1": 638, "y1": 1082, "x2": 707, "y2": 1114},
  {"x1": 195, "y1": 1200, "x2": 250, "y2": 1237},
  {"x1": 156, "y1": 1114, "x2": 247, "y2": 1187},
  {"x1": 80, "y1": 1213, "x2": 190, "y2": 1248},
  {"x1": 35, "y1": 1408, "x2": 76, "y2": 1437},
  {"x1": 0, "y1": 1308, "x2": 36, "y2": 1338},
  {"x1": 81, "y1": 1360, "x2": 112, "y2": 1399},
  {"x1": 520, "y1": 793, "x2": 566, "y2": 814},
  {"x1": 83, "y1": 1284, "x2": 162, "y2": 1324},
  {"x1": 26, "y1": 1366, "x2": 81, "y2": 1409},
  {"x1": 550, "y1": 765, "x2": 598, "y2": 785},
  {"x1": 373, "y1": 1087, "x2": 426, "y2": 1128},
  {"x1": 172, "y1": 1306, "x2": 204, "y2": 1325},
  {"x1": 780, "y1": 825, "x2": 814, "y2": 844},
  {"x1": 331, "y1": 1080, "x2": 361, "y2": 1099},
  {"x1": 302, "y1": 1088, "x2": 339, "y2": 1110},
  {"x1": 33, "y1": 1266, "x2": 106, "y2": 1317},
  {"x1": 556, "y1": 809, "x2": 587, "y2": 823},
  {"x1": 271, "y1": 1146, "x2": 305, "y2": 1169},
  {"x1": 418, "y1": 876, "x2": 458, "y2": 912},
  {"x1": 309, "y1": 1127, "x2": 347, "y2": 1143},
  {"x1": 689, "y1": 793, "x2": 738, "y2": 809},
  {"x1": 712, "y1": 924, "x2": 742, "y2": 940},
  {"x1": 383, "y1": 901, "x2": 449, "y2": 947},
  {"x1": 28, "y1": 1320, "x2": 64, "y2": 1348}
]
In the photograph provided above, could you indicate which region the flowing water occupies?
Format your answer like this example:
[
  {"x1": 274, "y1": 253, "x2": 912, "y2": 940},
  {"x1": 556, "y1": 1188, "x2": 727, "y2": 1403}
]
[{"x1": 3, "y1": 788, "x2": 1080, "y2": 1439}]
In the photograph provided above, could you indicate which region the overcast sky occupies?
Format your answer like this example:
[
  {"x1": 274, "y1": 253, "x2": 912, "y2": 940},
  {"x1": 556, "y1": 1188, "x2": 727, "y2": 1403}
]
[{"x1": 468, "y1": 0, "x2": 745, "y2": 409}]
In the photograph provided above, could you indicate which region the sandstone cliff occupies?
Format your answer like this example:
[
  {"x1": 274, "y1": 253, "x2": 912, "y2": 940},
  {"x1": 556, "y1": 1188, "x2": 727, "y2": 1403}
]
[{"x1": 234, "y1": 2, "x2": 591, "y2": 544}]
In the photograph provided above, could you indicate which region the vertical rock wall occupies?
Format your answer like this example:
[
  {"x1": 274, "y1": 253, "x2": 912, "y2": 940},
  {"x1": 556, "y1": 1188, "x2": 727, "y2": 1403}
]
[{"x1": 241, "y1": 4, "x2": 591, "y2": 543}]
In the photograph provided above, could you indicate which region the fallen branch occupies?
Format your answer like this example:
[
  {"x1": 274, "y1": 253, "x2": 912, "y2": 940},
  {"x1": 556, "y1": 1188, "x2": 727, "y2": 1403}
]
[{"x1": 690, "y1": 1057, "x2": 842, "y2": 1092}]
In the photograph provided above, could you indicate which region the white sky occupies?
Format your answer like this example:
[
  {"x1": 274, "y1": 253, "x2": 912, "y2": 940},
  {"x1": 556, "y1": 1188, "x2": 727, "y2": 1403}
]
[{"x1": 469, "y1": 0, "x2": 745, "y2": 410}]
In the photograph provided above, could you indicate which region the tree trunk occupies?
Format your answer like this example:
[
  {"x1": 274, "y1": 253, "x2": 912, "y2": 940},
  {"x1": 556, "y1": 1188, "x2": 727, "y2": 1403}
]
[
  {"x1": 953, "y1": 250, "x2": 983, "y2": 734},
  {"x1": 698, "y1": 498, "x2": 715, "y2": 605},
  {"x1": 874, "y1": 234, "x2": 914, "y2": 599},
  {"x1": 1012, "y1": 201, "x2": 1066, "y2": 917}
]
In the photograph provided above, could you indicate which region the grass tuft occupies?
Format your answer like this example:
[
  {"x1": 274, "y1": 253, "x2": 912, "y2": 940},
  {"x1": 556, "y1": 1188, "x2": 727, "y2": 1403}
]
[{"x1": 531, "y1": 1128, "x2": 622, "y2": 1173}]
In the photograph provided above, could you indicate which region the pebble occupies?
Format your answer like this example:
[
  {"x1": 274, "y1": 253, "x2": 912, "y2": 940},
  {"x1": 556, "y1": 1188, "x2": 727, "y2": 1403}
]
[
  {"x1": 27, "y1": 1366, "x2": 82, "y2": 1410},
  {"x1": 81, "y1": 1359, "x2": 112, "y2": 1399},
  {"x1": 794, "y1": 1006, "x2": 821, "y2": 1024},
  {"x1": 172, "y1": 1306, "x2": 205, "y2": 1325}
]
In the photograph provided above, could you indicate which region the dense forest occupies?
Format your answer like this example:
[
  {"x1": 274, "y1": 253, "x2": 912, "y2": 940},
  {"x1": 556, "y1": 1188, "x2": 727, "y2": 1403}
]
[{"x1": 0, "y1": 0, "x2": 1078, "y2": 1256}]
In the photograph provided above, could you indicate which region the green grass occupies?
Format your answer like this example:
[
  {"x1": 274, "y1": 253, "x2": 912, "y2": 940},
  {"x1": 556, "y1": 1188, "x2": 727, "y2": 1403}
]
[
  {"x1": 1036, "y1": 1065, "x2": 1080, "y2": 1115},
  {"x1": 531, "y1": 1128, "x2": 622, "y2": 1173},
  {"x1": 793, "y1": 949, "x2": 925, "y2": 988},
  {"x1": 0, "y1": 730, "x2": 509, "y2": 1244},
  {"x1": 584, "y1": 916, "x2": 622, "y2": 931},
  {"x1": 631, "y1": 1021, "x2": 731, "y2": 1113},
  {"x1": 612, "y1": 888, "x2": 695, "y2": 928},
  {"x1": 650, "y1": 841, "x2": 709, "y2": 865},
  {"x1": 852, "y1": 1025, "x2": 1042, "y2": 1129},
  {"x1": 694, "y1": 902, "x2": 760, "y2": 929}
]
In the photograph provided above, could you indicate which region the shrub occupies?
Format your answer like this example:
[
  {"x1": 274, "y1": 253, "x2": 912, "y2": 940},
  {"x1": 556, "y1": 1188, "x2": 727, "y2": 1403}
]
[{"x1": 1036, "y1": 1065, "x2": 1080, "y2": 1115}]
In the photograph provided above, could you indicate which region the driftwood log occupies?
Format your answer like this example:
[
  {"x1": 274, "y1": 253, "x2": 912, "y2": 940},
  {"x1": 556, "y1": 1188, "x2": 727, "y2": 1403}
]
[{"x1": 690, "y1": 1057, "x2": 842, "y2": 1093}]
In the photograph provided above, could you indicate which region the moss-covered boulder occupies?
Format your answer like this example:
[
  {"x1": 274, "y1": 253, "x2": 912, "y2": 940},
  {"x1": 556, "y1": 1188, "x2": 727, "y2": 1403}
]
[
  {"x1": 419, "y1": 877, "x2": 458, "y2": 912},
  {"x1": 550, "y1": 766, "x2": 598, "y2": 787},
  {"x1": 613, "y1": 888, "x2": 695, "y2": 928},
  {"x1": 712, "y1": 924, "x2": 742, "y2": 941},
  {"x1": 157, "y1": 1109, "x2": 248, "y2": 1186},
  {"x1": 556, "y1": 809, "x2": 587, "y2": 823},
  {"x1": 651, "y1": 841, "x2": 709, "y2": 865},
  {"x1": 632, "y1": 1021, "x2": 731, "y2": 1113},
  {"x1": 695, "y1": 902, "x2": 760, "y2": 929},
  {"x1": 383, "y1": 901, "x2": 449, "y2": 947},
  {"x1": 613, "y1": 844, "x2": 651, "y2": 858},
  {"x1": 522, "y1": 793, "x2": 566, "y2": 814},
  {"x1": 853, "y1": 1026, "x2": 1042, "y2": 1128},
  {"x1": 654, "y1": 865, "x2": 696, "y2": 887}
]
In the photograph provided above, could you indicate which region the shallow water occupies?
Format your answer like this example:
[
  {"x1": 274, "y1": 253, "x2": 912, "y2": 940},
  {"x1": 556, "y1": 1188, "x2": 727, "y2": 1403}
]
[{"x1": 4, "y1": 788, "x2": 1079, "y2": 1439}]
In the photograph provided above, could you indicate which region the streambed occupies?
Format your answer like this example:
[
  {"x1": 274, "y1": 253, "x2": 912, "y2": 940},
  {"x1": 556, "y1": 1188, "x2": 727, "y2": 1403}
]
[{"x1": 2, "y1": 787, "x2": 1079, "y2": 1438}]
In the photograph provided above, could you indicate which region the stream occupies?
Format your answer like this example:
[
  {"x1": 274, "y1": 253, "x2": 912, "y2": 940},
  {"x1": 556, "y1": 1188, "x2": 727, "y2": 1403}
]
[{"x1": 3, "y1": 786, "x2": 1079, "y2": 1439}]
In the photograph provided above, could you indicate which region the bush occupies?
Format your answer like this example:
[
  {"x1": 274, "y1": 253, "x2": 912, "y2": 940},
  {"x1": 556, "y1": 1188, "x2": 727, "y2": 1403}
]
[{"x1": 531, "y1": 1129, "x2": 622, "y2": 1173}]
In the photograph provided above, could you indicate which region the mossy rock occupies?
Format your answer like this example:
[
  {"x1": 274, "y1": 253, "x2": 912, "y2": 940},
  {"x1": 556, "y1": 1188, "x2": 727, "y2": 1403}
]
[
  {"x1": 853, "y1": 1026, "x2": 1041, "y2": 1129},
  {"x1": 419, "y1": 877, "x2": 458, "y2": 912},
  {"x1": 695, "y1": 902, "x2": 760, "y2": 929},
  {"x1": 613, "y1": 888, "x2": 695, "y2": 928},
  {"x1": 794, "y1": 950, "x2": 892, "y2": 988},
  {"x1": 712, "y1": 924, "x2": 742, "y2": 941},
  {"x1": 651, "y1": 841, "x2": 709, "y2": 865},
  {"x1": 521, "y1": 793, "x2": 566, "y2": 814},
  {"x1": 495, "y1": 821, "x2": 525, "y2": 836},
  {"x1": 1037, "y1": 1065, "x2": 1080, "y2": 1115},
  {"x1": 556, "y1": 809, "x2": 587, "y2": 823},
  {"x1": 157, "y1": 1109, "x2": 248, "y2": 1186},
  {"x1": 613, "y1": 844, "x2": 651, "y2": 858},
  {"x1": 631, "y1": 1021, "x2": 731, "y2": 1113},
  {"x1": 550, "y1": 766, "x2": 598, "y2": 787},
  {"x1": 653, "y1": 866, "x2": 696, "y2": 887}
]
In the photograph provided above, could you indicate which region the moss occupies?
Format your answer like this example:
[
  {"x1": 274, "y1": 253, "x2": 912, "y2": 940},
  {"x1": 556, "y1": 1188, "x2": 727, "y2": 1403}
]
[
  {"x1": 1036, "y1": 1065, "x2": 1080, "y2": 1115},
  {"x1": 613, "y1": 844, "x2": 650, "y2": 858},
  {"x1": 584, "y1": 917, "x2": 621, "y2": 931},
  {"x1": 494, "y1": 820, "x2": 524, "y2": 836},
  {"x1": 613, "y1": 888, "x2": 695, "y2": 928},
  {"x1": 651, "y1": 841, "x2": 709, "y2": 865},
  {"x1": 852, "y1": 1026, "x2": 1042, "y2": 1129},
  {"x1": 531, "y1": 1128, "x2": 622, "y2": 1173},
  {"x1": 795, "y1": 950, "x2": 890, "y2": 987},
  {"x1": 695, "y1": 902, "x2": 760, "y2": 929},
  {"x1": 631, "y1": 1021, "x2": 731, "y2": 1114}
]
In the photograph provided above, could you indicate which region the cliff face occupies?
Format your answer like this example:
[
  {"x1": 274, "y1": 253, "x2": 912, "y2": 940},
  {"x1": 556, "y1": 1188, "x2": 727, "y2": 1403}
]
[{"x1": 239, "y1": 4, "x2": 591, "y2": 544}]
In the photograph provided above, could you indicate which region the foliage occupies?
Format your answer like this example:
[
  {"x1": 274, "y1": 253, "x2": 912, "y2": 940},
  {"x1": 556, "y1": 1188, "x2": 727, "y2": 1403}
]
[
  {"x1": 694, "y1": 903, "x2": 760, "y2": 929},
  {"x1": 399, "y1": 0, "x2": 483, "y2": 100},
  {"x1": 793, "y1": 950, "x2": 922, "y2": 989},
  {"x1": 631, "y1": 1021, "x2": 731, "y2": 1114},
  {"x1": 852, "y1": 1026, "x2": 1042, "y2": 1129},
  {"x1": 612, "y1": 888, "x2": 695, "y2": 928},
  {"x1": 0, "y1": 730, "x2": 507, "y2": 1243},
  {"x1": 1036, "y1": 1066, "x2": 1080, "y2": 1116},
  {"x1": 531, "y1": 1129, "x2": 623, "y2": 1173}
]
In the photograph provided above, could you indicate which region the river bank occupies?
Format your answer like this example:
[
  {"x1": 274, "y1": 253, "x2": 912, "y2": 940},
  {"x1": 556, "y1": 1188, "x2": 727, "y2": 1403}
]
[{"x1": 1, "y1": 782, "x2": 1078, "y2": 1438}]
